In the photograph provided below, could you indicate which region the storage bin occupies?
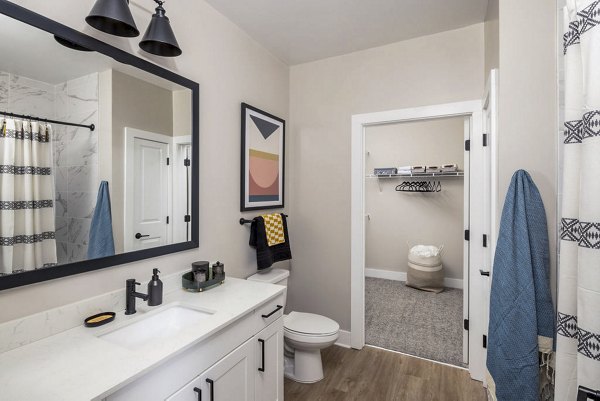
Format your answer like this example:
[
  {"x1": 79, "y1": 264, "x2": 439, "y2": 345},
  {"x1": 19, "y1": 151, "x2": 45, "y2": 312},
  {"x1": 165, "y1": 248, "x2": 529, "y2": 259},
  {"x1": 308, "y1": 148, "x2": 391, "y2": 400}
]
[{"x1": 406, "y1": 245, "x2": 444, "y2": 293}]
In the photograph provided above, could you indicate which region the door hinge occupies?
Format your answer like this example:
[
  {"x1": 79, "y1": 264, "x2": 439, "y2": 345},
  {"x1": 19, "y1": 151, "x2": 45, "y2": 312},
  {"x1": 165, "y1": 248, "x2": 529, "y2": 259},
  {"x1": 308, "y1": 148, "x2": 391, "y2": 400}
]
[
  {"x1": 184, "y1": 158, "x2": 191, "y2": 167},
  {"x1": 465, "y1": 139, "x2": 471, "y2": 151},
  {"x1": 464, "y1": 229, "x2": 470, "y2": 241},
  {"x1": 483, "y1": 234, "x2": 488, "y2": 248},
  {"x1": 184, "y1": 215, "x2": 191, "y2": 223},
  {"x1": 166, "y1": 216, "x2": 169, "y2": 224},
  {"x1": 483, "y1": 335, "x2": 488, "y2": 349},
  {"x1": 483, "y1": 133, "x2": 488, "y2": 147},
  {"x1": 464, "y1": 319, "x2": 469, "y2": 331},
  {"x1": 166, "y1": 157, "x2": 170, "y2": 165}
]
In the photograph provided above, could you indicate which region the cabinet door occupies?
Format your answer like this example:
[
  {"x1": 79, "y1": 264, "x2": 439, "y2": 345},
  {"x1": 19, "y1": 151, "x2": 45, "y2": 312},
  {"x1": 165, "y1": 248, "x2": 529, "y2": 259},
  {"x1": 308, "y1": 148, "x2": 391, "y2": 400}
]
[
  {"x1": 255, "y1": 318, "x2": 284, "y2": 401},
  {"x1": 167, "y1": 338, "x2": 255, "y2": 401}
]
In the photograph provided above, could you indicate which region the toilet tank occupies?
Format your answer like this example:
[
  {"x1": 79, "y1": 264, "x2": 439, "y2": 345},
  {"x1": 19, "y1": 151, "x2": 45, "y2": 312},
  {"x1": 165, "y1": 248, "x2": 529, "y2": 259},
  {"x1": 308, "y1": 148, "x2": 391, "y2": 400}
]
[{"x1": 247, "y1": 268, "x2": 290, "y2": 308}]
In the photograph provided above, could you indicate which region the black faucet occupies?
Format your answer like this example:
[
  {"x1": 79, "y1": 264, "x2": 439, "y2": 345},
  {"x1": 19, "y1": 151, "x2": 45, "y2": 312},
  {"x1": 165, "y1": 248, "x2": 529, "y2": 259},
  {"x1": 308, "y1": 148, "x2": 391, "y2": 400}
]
[{"x1": 124, "y1": 279, "x2": 152, "y2": 315}]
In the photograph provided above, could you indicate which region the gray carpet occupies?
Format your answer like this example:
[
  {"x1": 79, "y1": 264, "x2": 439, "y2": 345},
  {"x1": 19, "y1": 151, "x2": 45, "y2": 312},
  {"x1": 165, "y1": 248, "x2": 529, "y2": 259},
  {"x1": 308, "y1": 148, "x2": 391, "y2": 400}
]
[{"x1": 365, "y1": 277, "x2": 464, "y2": 367}]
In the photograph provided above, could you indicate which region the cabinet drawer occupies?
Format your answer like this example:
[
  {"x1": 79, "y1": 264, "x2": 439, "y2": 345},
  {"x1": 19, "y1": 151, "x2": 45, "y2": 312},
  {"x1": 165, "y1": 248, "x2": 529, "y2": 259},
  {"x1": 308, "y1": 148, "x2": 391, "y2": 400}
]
[{"x1": 253, "y1": 294, "x2": 285, "y2": 333}]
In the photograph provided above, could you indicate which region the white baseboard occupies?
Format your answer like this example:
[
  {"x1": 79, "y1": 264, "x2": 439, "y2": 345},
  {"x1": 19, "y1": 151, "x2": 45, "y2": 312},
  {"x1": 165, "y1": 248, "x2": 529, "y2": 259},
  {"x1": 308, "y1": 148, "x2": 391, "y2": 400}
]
[
  {"x1": 335, "y1": 330, "x2": 351, "y2": 348},
  {"x1": 365, "y1": 268, "x2": 464, "y2": 290}
]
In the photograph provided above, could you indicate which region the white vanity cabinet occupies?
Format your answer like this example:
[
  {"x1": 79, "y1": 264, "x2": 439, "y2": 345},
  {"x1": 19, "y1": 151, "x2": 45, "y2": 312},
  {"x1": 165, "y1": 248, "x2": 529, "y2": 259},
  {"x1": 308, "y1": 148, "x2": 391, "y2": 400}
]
[
  {"x1": 167, "y1": 338, "x2": 255, "y2": 401},
  {"x1": 105, "y1": 293, "x2": 285, "y2": 401},
  {"x1": 254, "y1": 319, "x2": 284, "y2": 401}
]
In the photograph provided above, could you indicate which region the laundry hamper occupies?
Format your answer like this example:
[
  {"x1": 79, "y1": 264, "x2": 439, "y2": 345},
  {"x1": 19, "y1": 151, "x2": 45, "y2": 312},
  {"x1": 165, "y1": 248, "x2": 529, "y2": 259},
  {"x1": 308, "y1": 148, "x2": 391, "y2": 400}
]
[{"x1": 406, "y1": 245, "x2": 444, "y2": 293}]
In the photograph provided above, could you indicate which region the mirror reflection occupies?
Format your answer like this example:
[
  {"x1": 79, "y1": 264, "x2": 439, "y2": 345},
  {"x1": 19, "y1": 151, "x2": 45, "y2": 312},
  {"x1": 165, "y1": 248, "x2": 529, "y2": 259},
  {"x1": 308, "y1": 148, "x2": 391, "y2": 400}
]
[{"x1": 0, "y1": 13, "x2": 193, "y2": 276}]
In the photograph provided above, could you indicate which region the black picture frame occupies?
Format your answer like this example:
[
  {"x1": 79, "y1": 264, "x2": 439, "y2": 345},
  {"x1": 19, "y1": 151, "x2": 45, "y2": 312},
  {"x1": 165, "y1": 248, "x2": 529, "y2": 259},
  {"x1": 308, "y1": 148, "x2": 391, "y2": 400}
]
[
  {"x1": 240, "y1": 103, "x2": 285, "y2": 212},
  {"x1": 0, "y1": 1, "x2": 200, "y2": 291}
]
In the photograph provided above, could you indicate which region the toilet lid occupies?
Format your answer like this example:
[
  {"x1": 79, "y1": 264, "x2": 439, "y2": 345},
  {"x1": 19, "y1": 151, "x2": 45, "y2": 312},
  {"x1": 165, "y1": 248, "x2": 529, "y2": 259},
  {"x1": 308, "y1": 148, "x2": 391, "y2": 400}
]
[{"x1": 284, "y1": 312, "x2": 339, "y2": 336}]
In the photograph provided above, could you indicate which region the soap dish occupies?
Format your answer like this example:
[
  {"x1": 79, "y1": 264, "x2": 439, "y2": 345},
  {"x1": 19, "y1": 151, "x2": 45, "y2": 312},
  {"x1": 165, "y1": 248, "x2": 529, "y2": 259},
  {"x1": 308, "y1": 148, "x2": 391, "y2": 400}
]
[
  {"x1": 84, "y1": 312, "x2": 116, "y2": 328},
  {"x1": 182, "y1": 271, "x2": 225, "y2": 292}
]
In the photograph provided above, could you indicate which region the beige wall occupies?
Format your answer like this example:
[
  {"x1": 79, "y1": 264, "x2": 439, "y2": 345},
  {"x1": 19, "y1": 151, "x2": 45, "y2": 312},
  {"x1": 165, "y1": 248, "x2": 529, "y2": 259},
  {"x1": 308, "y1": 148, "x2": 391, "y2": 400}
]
[
  {"x1": 173, "y1": 90, "x2": 193, "y2": 137},
  {"x1": 0, "y1": 0, "x2": 289, "y2": 323},
  {"x1": 484, "y1": 0, "x2": 499, "y2": 75},
  {"x1": 288, "y1": 24, "x2": 484, "y2": 330},
  {"x1": 365, "y1": 117, "x2": 465, "y2": 280},
  {"x1": 111, "y1": 70, "x2": 175, "y2": 253},
  {"x1": 497, "y1": 0, "x2": 558, "y2": 300}
]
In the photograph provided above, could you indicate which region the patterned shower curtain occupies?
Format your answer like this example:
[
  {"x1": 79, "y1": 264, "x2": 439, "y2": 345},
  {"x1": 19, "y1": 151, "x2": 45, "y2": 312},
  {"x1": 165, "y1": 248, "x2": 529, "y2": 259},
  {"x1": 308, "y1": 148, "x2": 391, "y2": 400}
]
[
  {"x1": 556, "y1": 0, "x2": 600, "y2": 399},
  {"x1": 0, "y1": 119, "x2": 57, "y2": 275}
]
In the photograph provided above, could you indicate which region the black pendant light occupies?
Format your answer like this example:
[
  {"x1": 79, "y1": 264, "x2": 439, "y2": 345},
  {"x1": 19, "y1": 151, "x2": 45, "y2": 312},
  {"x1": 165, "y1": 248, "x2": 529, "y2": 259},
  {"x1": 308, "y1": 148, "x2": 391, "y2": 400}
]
[
  {"x1": 86, "y1": 0, "x2": 140, "y2": 38},
  {"x1": 139, "y1": 0, "x2": 182, "y2": 57}
]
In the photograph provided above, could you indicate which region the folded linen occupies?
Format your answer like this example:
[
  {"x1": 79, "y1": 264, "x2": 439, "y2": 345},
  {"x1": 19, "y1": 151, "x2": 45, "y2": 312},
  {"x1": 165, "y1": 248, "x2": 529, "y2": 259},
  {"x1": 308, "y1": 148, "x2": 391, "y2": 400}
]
[
  {"x1": 441, "y1": 164, "x2": 458, "y2": 172},
  {"x1": 426, "y1": 165, "x2": 441, "y2": 173}
]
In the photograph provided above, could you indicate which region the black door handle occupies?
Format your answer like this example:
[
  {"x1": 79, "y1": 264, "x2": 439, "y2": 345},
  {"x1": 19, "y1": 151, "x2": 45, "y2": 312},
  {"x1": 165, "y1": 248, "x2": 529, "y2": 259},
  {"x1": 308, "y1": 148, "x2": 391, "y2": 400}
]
[
  {"x1": 258, "y1": 339, "x2": 265, "y2": 372},
  {"x1": 479, "y1": 269, "x2": 490, "y2": 277},
  {"x1": 135, "y1": 233, "x2": 150, "y2": 239},
  {"x1": 193, "y1": 387, "x2": 202, "y2": 401},
  {"x1": 262, "y1": 305, "x2": 283, "y2": 318},
  {"x1": 206, "y1": 378, "x2": 214, "y2": 401}
]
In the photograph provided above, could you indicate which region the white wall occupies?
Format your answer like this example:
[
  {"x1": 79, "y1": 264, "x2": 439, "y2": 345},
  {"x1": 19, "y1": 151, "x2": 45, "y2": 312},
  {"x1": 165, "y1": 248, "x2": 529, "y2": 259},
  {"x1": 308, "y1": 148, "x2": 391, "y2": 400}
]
[
  {"x1": 484, "y1": 0, "x2": 499, "y2": 76},
  {"x1": 497, "y1": 0, "x2": 558, "y2": 301},
  {"x1": 365, "y1": 117, "x2": 465, "y2": 280},
  {"x1": 0, "y1": 0, "x2": 289, "y2": 324},
  {"x1": 288, "y1": 24, "x2": 485, "y2": 331}
]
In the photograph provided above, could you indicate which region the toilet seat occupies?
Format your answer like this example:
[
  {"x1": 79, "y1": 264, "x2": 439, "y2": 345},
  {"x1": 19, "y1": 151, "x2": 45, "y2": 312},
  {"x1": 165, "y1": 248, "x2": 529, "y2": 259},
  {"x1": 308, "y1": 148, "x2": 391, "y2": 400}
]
[{"x1": 284, "y1": 311, "x2": 339, "y2": 337}]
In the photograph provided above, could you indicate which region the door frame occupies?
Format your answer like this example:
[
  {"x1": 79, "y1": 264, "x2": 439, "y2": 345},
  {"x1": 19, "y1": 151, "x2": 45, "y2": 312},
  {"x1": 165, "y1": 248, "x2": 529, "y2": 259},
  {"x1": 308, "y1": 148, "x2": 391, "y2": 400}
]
[
  {"x1": 124, "y1": 127, "x2": 173, "y2": 252},
  {"x1": 350, "y1": 100, "x2": 488, "y2": 381},
  {"x1": 172, "y1": 135, "x2": 192, "y2": 243}
]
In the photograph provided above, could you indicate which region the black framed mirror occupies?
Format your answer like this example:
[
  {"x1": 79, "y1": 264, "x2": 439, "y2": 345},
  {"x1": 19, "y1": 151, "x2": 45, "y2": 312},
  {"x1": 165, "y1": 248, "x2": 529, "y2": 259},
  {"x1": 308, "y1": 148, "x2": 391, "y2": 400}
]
[{"x1": 0, "y1": 1, "x2": 199, "y2": 290}]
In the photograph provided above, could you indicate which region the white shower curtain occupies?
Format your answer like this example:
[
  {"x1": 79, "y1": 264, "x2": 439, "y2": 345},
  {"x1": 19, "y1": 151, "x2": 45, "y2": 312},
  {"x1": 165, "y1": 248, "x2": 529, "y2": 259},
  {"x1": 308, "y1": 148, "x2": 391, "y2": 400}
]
[
  {"x1": 556, "y1": 0, "x2": 600, "y2": 399},
  {"x1": 0, "y1": 119, "x2": 57, "y2": 275}
]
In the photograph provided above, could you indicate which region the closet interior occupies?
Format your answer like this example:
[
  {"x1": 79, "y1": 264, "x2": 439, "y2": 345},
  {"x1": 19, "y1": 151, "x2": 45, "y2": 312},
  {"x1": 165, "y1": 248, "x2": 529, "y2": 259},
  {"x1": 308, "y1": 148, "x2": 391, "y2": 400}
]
[{"x1": 364, "y1": 116, "x2": 468, "y2": 367}]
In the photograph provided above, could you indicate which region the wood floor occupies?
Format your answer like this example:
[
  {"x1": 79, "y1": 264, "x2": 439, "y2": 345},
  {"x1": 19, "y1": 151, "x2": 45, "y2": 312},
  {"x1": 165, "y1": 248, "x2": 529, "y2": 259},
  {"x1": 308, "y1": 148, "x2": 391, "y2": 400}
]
[{"x1": 284, "y1": 346, "x2": 486, "y2": 401}]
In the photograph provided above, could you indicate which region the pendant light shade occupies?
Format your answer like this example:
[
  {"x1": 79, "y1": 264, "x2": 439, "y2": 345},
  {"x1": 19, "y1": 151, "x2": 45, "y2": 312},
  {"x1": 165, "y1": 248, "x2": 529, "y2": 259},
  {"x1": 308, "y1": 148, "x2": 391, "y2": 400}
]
[
  {"x1": 54, "y1": 35, "x2": 93, "y2": 52},
  {"x1": 86, "y1": 0, "x2": 139, "y2": 38},
  {"x1": 139, "y1": 1, "x2": 182, "y2": 57}
]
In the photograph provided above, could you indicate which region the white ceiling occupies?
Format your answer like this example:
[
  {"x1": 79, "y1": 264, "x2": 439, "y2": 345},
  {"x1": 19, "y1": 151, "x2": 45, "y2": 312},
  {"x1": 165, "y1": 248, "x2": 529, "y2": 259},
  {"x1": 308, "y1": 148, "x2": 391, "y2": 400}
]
[{"x1": 204, "y1": 0, "x2": 489, "y2": 65}]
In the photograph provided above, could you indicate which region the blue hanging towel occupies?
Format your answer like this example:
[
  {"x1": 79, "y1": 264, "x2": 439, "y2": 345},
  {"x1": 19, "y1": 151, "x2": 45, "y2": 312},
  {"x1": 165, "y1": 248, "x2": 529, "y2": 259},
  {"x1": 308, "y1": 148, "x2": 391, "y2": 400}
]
[
  {"x1": 486, "y1": 170, "x2": 555, "y2": 401},
  {"x1": 88, "y1": 181, "x2": 116, "y2": 259}
]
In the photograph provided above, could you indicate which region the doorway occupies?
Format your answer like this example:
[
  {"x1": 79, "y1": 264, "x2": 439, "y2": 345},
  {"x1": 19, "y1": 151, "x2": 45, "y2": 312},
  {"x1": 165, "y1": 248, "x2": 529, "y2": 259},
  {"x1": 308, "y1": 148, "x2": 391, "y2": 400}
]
[
  {"x1": 364, "y1": 116, "x2": 468, "y2": 367},
  {"x1": 351, "y1": 100, "x2": 492, "y2": 382}
]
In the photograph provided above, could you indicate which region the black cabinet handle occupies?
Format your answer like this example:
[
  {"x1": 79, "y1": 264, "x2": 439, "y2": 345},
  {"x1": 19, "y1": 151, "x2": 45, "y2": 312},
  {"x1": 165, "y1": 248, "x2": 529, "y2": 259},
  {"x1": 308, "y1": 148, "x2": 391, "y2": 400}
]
[
  {"x1": 135, "y1": 233, "x2": 150, "y2": 239},
  {"x1": 479, "y1": 269, "x2": 490, "y2": 277},
  {"x1": 258, "y1": 339, "x2": 265, "y2": 372},
  {"x1": 206, "y1": 378, "x2": 214, "y2": 401},
  {"x1": 262, "y1": 305, "x2": 283, "y2": 319},
  {"x1": 193, "y1": 387, "x2": 202, "y2": 401}
]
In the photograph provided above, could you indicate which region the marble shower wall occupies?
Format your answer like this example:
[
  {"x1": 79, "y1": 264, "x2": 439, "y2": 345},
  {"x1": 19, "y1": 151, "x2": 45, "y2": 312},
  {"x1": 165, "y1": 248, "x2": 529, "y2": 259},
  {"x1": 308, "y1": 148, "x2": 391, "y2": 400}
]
[
  {"x1": 0, "y1": 72, "x2": 55, "y2": 118},
  {"x1": 0, "y1": 70, "x2": 99, "y2": 265},
  {"x1": 54, "y1": 73, "x2": 100, "y2": 265}
]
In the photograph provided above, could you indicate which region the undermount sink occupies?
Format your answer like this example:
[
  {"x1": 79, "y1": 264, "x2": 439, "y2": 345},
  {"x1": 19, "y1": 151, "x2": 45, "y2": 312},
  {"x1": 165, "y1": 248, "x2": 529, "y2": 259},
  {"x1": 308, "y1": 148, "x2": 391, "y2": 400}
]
[{"x1": 99, "y1": 303, "x2": 214, "y2": 349}]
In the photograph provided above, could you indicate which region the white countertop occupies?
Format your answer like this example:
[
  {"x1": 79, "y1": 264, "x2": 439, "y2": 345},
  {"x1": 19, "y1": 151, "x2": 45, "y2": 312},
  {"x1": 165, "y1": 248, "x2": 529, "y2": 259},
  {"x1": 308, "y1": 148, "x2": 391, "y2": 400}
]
[{"x1": 0, "y1": 277, "x2": 284, "y2": 401}]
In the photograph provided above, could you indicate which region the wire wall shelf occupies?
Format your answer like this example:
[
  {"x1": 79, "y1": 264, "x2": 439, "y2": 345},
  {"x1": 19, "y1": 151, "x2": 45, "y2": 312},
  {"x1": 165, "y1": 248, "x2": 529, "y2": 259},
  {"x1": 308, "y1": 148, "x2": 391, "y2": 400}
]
[{"x1": 366, "y1": 171, "x2": 464, "y2": 192}]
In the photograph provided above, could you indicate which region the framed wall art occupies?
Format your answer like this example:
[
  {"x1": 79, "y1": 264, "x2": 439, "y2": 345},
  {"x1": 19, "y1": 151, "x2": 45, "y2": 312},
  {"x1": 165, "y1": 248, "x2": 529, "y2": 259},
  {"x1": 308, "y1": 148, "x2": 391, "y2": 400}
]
[{"x1": 240, "y1": 103, "x2": 285, "y2": 212}]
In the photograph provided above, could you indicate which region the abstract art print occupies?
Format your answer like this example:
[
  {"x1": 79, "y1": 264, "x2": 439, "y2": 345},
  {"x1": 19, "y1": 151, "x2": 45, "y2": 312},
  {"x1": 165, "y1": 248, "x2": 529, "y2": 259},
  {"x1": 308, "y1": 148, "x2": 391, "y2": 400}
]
[{"x1": 241, "y1": 103, "x2": 285, "y2": 212}]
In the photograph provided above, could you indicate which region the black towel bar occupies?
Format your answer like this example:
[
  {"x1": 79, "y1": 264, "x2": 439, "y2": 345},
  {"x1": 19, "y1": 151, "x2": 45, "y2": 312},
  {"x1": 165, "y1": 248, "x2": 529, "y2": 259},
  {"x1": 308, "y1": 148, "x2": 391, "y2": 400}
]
[{"x1": 240, "y1": 214, "x2": 288, "y2": 225}]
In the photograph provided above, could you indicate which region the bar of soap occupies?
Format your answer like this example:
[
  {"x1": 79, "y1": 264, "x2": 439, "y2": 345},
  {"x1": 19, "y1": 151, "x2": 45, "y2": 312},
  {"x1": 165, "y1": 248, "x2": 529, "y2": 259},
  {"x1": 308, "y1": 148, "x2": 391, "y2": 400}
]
[{"x1": 84, "y1": 312, "x2": 116, "y2": 327}]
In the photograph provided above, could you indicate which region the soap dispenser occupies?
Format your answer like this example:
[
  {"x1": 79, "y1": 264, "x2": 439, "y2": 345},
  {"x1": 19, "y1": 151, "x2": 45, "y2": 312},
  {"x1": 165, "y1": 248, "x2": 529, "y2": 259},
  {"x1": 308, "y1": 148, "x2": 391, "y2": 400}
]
[{"x1": 147, "y1": 268, "x2": 163, "y2": 306}]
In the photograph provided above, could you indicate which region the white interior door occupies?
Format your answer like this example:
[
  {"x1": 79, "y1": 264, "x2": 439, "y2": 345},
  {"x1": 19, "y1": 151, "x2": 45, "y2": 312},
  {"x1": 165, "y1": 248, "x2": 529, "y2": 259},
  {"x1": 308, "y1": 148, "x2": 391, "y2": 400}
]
[
  {"x1": 124, "y1": 128, "x2": 172, "y2": 252},
  {"x1": 463, "y1": 116, "x2": 471, "y2": 366},
  {"x1": 480, "y1": 69, "x2": 499, "y2": 385}
]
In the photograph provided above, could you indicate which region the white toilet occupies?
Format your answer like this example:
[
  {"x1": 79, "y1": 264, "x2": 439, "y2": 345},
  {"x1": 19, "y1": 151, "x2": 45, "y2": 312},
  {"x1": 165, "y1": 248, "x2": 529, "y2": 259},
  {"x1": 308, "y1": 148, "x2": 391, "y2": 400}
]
[{"x1": 247, "y1": 268, "x2": 339, "y2": 383}]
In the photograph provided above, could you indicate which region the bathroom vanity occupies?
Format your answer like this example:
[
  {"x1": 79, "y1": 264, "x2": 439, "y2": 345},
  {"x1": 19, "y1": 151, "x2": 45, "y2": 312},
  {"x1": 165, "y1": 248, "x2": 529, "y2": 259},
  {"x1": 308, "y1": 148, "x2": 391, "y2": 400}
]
[{"x1": 0, "y1": 277, "x2": 285, "y2": 401}]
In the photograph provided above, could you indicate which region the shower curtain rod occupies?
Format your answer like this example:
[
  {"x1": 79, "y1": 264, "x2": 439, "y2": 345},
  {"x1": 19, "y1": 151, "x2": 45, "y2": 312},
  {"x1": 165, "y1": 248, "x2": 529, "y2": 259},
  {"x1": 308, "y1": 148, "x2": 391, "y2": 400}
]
[{"x1": 1, "y1": 111, "x2": 95, "y2": 131}]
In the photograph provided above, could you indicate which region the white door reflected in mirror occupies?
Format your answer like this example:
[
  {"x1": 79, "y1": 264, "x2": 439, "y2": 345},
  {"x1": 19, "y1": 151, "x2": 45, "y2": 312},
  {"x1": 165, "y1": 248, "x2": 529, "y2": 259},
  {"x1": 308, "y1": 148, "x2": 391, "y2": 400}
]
[{"x1": 125, "y1": 128, "x2": 172, "y2": 252}]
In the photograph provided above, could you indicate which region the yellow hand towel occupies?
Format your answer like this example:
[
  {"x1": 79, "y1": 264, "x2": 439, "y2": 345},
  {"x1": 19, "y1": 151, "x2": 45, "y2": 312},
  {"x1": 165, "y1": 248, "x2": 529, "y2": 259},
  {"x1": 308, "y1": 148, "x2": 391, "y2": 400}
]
[{"x1": 261, "y1": 213, "x2": 285, "y2": 247}]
